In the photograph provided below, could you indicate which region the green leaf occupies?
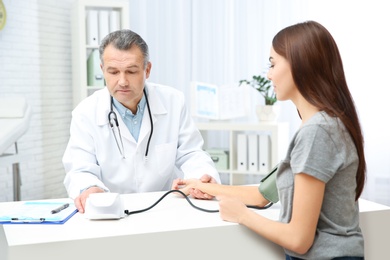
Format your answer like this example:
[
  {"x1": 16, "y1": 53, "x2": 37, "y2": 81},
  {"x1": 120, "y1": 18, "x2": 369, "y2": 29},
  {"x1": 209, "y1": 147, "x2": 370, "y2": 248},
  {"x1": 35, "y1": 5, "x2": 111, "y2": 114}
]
[{"x1": 239, "y1": 74, "x2": 276, "y2": 105}]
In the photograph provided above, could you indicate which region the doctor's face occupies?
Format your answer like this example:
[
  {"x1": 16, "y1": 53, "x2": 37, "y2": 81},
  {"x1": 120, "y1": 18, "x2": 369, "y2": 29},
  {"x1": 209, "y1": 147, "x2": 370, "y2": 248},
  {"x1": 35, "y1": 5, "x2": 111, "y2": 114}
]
[{"x1": 101, "y1": 44, "x2": 151, "y2": 113}]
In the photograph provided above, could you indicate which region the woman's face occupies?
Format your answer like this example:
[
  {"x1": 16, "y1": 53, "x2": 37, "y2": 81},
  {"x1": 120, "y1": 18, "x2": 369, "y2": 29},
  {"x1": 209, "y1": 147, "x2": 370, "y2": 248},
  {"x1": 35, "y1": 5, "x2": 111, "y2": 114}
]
[{"x1": 267, "y1": 47, "x2": 298, "y2": 102}]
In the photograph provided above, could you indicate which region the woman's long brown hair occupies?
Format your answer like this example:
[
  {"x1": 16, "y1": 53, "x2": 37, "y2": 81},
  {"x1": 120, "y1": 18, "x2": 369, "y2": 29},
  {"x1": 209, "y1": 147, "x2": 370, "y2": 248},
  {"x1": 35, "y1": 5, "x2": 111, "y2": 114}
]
[{"x1": 272, "y1": 21, "x2": 366, "y2": 200}]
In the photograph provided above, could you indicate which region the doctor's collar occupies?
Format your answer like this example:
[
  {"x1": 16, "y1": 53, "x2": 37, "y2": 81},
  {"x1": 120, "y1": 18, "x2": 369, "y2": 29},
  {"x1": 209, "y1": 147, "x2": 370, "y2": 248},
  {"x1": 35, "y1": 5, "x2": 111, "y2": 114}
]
[{"x1": 112, "y1": 93, "x2": 146, "y2": 118}]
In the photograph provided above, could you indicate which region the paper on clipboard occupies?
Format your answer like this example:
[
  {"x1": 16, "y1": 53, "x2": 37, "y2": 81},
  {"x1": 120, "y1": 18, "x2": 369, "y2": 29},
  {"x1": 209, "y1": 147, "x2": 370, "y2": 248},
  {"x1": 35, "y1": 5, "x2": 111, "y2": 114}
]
[{"x1": 0, "y1": 200, "x2": 78, "y2": 224}]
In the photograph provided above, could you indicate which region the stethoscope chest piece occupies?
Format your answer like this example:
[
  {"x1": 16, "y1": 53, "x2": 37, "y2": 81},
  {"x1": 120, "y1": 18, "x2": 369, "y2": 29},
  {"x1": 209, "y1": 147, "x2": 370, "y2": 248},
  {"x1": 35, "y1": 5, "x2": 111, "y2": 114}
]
[{"x1": 108, "y1": 101, "x2": 125, "y2": 159}]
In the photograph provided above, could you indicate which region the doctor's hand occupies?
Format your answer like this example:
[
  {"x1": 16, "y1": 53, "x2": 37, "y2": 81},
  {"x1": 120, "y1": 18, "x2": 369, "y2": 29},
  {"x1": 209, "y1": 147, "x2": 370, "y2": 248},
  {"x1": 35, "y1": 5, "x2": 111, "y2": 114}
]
[
  {"x1": 190, "y1": 174, "x2": 217, "y2": 200},
  {"x1": 172, "y1": 174, "x2": 216, "y2": 200},
  {"x1": 172, "y1": 178, "x2": 200, "y2": 196},
  {"x1": 74, "y1": 186, "x2": 105, "y2": 213}
]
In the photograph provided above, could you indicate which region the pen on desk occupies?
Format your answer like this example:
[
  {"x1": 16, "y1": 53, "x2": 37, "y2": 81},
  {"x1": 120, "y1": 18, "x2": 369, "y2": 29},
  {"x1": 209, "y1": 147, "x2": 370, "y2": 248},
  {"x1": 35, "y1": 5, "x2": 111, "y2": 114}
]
[
  {"x1": 11, "y1": 218, "x2": 45, "y2": 223},
  {"x1": 51, "y1": 203, "x2": 69, "y2": 214}
]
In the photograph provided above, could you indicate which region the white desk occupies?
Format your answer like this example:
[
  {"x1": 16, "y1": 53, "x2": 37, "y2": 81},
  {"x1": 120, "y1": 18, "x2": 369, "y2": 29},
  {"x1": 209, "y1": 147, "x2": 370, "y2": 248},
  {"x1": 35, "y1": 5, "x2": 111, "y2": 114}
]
[{"x1": 0, "y1": 192, "x2": 389, "y2": 260}]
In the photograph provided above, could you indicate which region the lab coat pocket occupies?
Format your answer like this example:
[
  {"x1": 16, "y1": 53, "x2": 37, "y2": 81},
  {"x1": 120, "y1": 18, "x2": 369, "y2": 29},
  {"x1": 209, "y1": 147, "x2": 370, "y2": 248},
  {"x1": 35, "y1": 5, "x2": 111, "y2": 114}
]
[{"x1": 155, "y1": 142, "x2": 176, "y2": 177}]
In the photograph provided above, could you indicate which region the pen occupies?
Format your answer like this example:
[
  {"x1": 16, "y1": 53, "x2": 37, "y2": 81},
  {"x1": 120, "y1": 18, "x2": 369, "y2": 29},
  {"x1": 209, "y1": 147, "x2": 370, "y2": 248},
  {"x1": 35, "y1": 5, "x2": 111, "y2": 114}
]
[
  {"x1": 11, "y1": 218, "x2": 45, "y2": 223},
  {"x1": 51, "y1": 203, "x2": 69, "y2": 214}
]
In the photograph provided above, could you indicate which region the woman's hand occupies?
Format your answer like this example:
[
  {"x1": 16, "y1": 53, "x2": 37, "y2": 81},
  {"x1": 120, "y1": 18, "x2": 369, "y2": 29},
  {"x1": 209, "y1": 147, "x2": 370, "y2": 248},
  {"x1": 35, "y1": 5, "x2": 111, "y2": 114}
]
[
  {"x1": 171, "y1": 178, "x2": 200, "y2": 195},
  {"x1": 171, "y1": 177, "x2": 215, "y2": 199},
  {"x1": 218, "y1": 195, "x2": 249, "y2": 224},
  {"x1": 189, "y1": 174, "x2": 217, "y2": 199}
]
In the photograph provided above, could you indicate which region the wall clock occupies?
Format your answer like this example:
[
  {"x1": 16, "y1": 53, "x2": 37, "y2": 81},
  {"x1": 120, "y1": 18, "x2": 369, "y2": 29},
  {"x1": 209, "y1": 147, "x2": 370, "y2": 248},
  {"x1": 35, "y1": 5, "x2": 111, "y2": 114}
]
[{"x1": 0, "y1": 0, "x2": 7, "y2": 31}]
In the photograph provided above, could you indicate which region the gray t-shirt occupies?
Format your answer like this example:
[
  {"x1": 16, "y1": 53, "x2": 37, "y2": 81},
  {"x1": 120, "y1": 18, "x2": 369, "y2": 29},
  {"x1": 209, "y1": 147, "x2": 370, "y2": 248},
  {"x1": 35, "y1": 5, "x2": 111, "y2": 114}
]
[{"x1": 277, "y1": 111, "x2": 364, "y2": 259}]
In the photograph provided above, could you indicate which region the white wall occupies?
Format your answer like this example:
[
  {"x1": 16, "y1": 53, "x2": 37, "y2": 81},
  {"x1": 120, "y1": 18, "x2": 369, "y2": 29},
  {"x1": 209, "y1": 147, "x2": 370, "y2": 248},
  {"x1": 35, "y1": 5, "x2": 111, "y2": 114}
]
[
  {"x1": 0, "y1": 0, "x2": 389, "y2": 205},
  {"x1": 0, "y1": 0, "x2": 72, "y2": 201}
]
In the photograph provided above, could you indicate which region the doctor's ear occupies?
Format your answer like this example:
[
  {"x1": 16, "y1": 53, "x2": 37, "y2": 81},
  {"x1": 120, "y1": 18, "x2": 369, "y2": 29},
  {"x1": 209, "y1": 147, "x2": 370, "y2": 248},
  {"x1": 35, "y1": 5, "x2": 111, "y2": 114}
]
[{"x1": 145, "y1": 62, "x2": 152, "y2": 78}]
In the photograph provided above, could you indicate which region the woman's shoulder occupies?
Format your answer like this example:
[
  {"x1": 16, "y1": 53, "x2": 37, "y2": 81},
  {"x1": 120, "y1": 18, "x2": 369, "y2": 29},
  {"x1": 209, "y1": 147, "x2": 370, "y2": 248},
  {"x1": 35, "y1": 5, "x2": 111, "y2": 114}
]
[
  {"x1": 301, "y1": 111, "x2": 342, "y2": 133},
  {"x1": 297, "y1": 111, "x2": 352, "y2": 149}
]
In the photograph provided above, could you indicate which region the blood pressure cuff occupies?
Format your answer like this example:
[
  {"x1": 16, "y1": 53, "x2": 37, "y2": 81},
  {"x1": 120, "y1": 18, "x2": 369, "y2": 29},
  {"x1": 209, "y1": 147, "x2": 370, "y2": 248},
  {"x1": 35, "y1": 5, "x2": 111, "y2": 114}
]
[{"x1": 258, "y1": 164, "x2": 279, "y2": 203}]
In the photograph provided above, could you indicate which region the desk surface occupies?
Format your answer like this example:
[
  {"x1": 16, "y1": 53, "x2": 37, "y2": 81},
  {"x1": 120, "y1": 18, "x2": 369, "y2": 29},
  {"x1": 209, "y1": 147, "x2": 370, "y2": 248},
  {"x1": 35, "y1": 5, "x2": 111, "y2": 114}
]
[
  {"x1": 1, "y1": 192, "x2": 389, "y2": 260},
  {"x1": 4, "y1": 192, "x2": 281, "y2": 244}
]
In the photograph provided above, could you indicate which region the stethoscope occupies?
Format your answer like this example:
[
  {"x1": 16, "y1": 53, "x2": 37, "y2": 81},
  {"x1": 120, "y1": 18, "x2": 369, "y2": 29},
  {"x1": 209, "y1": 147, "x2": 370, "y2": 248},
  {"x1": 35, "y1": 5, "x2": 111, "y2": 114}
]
[{"x1": 108, "y1": 88, "x2": 153, "y2": 160}]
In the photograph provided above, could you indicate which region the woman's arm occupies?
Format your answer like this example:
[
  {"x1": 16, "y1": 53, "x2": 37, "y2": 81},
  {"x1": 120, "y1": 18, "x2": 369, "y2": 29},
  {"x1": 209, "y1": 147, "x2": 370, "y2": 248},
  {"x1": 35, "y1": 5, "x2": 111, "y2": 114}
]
[
  {"x1": 172, "y1": 178, "x2": 269, "y2": 207},
  {"x1": 219, "y1": 173, "x2": 325, "y2": 254}
]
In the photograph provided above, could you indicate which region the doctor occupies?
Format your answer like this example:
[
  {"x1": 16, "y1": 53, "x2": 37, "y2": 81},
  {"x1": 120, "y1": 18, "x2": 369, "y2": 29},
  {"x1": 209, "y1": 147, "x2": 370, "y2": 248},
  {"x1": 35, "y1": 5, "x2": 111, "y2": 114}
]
[{"x1": 63, "y1": 29, "x2": 221, "y2": 213}]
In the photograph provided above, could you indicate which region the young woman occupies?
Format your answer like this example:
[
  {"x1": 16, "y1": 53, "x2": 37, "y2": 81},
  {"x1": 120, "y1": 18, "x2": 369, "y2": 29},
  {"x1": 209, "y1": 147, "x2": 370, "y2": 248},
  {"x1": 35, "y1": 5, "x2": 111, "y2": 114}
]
[{"x1": 172, "y1": 21, "x2": 365, "y2": 260}]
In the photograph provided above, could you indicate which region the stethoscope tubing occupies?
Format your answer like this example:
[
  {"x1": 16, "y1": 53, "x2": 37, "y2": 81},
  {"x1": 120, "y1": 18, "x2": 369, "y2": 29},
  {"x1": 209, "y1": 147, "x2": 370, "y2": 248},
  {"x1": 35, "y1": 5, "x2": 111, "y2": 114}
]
[{"x1": 108, "y1": 88, "x2": 153, "y2": 160}]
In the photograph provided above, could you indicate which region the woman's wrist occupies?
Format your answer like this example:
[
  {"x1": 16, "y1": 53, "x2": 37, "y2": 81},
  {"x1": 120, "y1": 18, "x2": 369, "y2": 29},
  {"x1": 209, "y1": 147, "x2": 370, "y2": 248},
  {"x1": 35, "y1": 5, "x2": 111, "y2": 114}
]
[{"x1": 238, "y1": 208, "x2": 254, "y2": 225}]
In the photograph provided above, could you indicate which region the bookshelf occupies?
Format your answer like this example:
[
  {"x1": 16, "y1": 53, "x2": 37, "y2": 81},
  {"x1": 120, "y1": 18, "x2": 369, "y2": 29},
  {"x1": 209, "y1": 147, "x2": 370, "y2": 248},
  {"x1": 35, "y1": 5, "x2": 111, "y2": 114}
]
[
  {"x1": 71, "y1": 0, "x2": 129, "y2": 108},
  {"x1": 196, "y1": 121, "x2": 289, "y2": 185}
]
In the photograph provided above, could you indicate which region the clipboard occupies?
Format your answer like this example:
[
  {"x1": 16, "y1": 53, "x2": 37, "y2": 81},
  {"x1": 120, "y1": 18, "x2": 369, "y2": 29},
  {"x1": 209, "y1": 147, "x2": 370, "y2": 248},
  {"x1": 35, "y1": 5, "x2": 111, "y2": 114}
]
[{"x1": 0, "y1": 200, "x2": 78, "y2": 224}]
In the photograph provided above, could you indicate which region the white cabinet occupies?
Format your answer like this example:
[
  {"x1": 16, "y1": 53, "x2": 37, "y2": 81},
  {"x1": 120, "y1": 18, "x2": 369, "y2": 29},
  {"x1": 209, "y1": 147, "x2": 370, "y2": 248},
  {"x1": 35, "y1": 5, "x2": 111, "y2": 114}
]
[
  {"x1": 196, "y1": 122, "x2": 289, "y2": 185},
  {"x1": 71, "y1": 0, "x2": 129, "y2": 108}
]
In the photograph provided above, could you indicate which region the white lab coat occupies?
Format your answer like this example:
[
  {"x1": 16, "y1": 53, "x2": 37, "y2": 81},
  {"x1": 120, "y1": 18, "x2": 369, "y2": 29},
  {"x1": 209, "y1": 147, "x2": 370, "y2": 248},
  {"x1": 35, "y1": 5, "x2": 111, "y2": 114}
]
[{"x1": 63, "y1": 83, "x2": 220, "y2": 199}]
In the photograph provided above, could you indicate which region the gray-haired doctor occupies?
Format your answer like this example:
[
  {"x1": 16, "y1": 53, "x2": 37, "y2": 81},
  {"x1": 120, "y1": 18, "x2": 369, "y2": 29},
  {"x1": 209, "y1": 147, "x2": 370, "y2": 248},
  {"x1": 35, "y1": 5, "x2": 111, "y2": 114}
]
[{"x1": 63, "y1": 29, "x2": 220, "y2": 213}]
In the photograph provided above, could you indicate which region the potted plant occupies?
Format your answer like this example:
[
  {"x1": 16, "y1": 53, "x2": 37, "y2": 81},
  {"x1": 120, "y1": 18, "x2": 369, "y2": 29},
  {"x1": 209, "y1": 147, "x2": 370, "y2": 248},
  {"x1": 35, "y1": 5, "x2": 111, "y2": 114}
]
[
  {"x1": 239, "y1": 75, "x2": 276, "y2": 105},
  {"x1": 239, "y1": 75, "x2": 279, "y2": 121}
]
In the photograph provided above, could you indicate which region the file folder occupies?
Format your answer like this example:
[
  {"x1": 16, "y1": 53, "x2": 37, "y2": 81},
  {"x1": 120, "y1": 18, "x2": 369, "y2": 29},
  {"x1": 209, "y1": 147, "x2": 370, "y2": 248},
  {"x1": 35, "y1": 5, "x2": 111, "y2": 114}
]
[
  {"x1": 248, "y1": 134, "x2": 259, "y2": 172},
  {"x1": 86, "y1": 9, "x2": 99, "y2": 45},
  {"x1": 0, "y1": 201, "x2": 78, "y2": 224},
  {"x1": 98, "y1": 10, "x2": 110, "y2": 44},
  {"x1": 109, "y1": 10, "x2": 121, "y2": 32},
  {"x1": 237, "y1": 134, "x2": 248, "y2": 172},
  {"x1": 259, "y1": 134, "x2": 271, "y2": 173},
  {"x1": 87, "y1": 49, "x2": 105, "y2": 87}
]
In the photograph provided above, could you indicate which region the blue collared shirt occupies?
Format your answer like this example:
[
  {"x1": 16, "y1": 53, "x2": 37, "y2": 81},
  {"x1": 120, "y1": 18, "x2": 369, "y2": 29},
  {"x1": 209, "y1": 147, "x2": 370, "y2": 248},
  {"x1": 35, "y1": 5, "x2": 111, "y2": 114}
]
[{"x1": 112, "y1": 94, "x2": 146, "y2": 142}]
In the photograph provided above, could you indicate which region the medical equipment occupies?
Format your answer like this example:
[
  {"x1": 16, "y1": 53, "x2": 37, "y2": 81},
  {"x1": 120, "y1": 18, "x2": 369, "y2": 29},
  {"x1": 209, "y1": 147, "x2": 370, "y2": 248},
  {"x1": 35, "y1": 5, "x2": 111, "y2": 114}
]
[
  {"x1": 258, "y1": 164, "x2": 279, "y2": 203},
  {"x1": 84, "y1": 165, "x2": 279, "y2": 220},
  {"x1": 108, "y1": 88, "x2": 153, "y2": 160},
  {"x1": 85, "y1": 193, "x2": 125, "y2": 220}
]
